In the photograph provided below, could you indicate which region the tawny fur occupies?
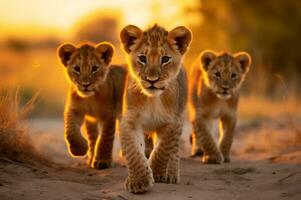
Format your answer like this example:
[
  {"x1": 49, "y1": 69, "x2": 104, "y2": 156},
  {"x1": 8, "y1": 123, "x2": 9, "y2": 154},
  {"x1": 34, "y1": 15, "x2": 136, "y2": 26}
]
[
  {"x1": 119, "y1": 24, "x2": 191, "y2": 193},
  {"x1": 190, "y1": 50, "x2": 251, "y2": 164},
  {"x1": 57, "y1": 42, "x2": 127, "y2": 169}
]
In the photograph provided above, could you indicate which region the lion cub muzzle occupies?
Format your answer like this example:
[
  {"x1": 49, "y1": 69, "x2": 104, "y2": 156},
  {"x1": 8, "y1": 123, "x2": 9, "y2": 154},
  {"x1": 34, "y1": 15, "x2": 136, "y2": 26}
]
[
  {"x1": 216, "y1": 85, "x2": 232, "y2": 99},
  {"x1": 141, "y1": 79, "x2": 165, "y2": 96}
]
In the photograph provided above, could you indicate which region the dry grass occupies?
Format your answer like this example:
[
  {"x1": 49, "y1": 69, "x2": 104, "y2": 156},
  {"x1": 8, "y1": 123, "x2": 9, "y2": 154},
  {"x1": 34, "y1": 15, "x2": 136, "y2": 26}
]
[
  {"x1": 242, "y1": 128, "x2": 301, "y2": 154},
  {"x1": 237, "y1": 73, "x2": 301, "y2": 155},
  {"x1": 238, "y1": 95, "x2": 300, "y2": 120},
  {"x1": 0, "y1": 89, "x2": 41, "y2": 163},
  {"x1": 235, "y1": 95, "x2": 301, "y2": 157}
]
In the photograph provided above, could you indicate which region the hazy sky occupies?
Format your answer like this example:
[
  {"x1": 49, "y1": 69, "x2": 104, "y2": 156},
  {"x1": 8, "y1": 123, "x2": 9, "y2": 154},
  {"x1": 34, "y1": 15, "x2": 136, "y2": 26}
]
[{"x1": 0, "y1": 0, "x2": 200, "y2": 37}]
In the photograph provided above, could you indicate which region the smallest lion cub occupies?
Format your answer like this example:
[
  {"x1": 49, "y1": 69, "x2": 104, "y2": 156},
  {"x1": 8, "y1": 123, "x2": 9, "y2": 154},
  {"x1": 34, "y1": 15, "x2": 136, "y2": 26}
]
[
  {"x1": 190, "y1": 50, "x2": 251, "y2": 164},
  {"x1": 57, "y1": 42, "x2": 127, "y2": 169}
]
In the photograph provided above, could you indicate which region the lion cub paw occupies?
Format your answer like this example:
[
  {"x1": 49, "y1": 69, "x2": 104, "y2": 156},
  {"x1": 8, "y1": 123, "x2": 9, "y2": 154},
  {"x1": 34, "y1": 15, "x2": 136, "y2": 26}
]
[
  {"x1": 166, "y1": 174, "x2": 179, "y2": 184},
  {"x1": 153, "y1": 173, "x2": 167, "y2": 183},
  {"x1": 191, "y1": 148, "x2": 204, "y2": 157},
  {"x1": 125, "y1": 173, "x2": 154, "y2": 194},
  {"x1": 153, "y1": 173, "x2": 179, "y2": 184},
  {"x1": 92, "y1": 159, "x2": 112, "y2": 169},
  {"x1": 223, "y1": 156, "x2": 231, "y2": 163},
  {"x1": 68, "y1": 138, "x2": 88, "y2": 156},
  {"x1": 202, "y1": 154, "x2": 223, "y2": 164}
]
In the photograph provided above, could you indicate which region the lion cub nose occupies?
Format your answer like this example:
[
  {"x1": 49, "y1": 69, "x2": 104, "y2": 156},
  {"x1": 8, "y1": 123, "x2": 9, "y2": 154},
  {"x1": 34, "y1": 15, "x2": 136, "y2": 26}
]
[
  {"x1": 146, "y1": 76, "x2": 159, "y2": 82},
  {"x1": 221, "y1": 85, "x2": 229, "y2": 90},
  {"x1": 82, "y1": 83, "x2": 91, "y2": 88}
]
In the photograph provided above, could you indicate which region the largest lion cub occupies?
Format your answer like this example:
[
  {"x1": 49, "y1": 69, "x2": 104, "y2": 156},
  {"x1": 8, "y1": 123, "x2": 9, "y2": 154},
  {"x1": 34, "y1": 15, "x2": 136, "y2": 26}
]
[{"x1": 119, "y1": 24, "x2": 191, "y2": 194}]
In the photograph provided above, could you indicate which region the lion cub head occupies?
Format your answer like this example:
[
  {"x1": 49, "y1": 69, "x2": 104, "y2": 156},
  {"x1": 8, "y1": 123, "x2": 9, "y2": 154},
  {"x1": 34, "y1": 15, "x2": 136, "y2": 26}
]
[
  {"x1": 120, "y1": 24, "x2": 191, "y2": 96},
  {"x1": 200, "y1": 50, "x2": 251, "y2": 99},
  {"x1": 58, "y1": 42, "x2": 113, "y2": 97}
]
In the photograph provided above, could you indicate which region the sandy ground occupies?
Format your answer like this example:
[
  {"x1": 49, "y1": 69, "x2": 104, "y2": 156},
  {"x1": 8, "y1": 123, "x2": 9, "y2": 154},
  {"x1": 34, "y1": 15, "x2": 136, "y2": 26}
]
[{"x1": 0, "y1": 118, "x2": 301, "y2": 200}]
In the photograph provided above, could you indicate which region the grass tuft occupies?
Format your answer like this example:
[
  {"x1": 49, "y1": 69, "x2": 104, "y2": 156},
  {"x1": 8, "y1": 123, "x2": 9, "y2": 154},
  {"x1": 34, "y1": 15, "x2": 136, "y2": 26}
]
[{"x1": 0, "y1": 89, "x2": 42, "y2": 163}]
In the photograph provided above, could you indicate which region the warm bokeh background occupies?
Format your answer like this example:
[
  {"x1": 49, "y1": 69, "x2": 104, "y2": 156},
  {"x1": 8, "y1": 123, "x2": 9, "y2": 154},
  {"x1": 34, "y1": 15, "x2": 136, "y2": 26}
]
[
  {"x1": 0, "y1": 2, "x2": 301, "y2": 199},
  {"x1": 0, "y1": 0, "x2": 301, "y2": 116},
  {"x1": 0, "y1": 0, "x2": 300, "y2": 121},
  {"x1": 0, "y1": 0, "x2": 301, "y2": 156}
]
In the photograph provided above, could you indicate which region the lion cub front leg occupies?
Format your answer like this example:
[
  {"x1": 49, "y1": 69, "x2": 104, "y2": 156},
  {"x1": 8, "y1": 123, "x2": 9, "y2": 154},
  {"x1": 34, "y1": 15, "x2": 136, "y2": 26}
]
[
  {"x1": 92, "y1": 118, "x2": 115, "y2": 169},
  {"x1": 219, "y1": 114, "x2": 236, "y2": 163},
  {"x1": 150, "y1": 123, "x2": 181, "y2": 184},
  {"x1": 64, "y1": 108, "x2": 88, "y2": 156},
  {"x1": 120, "y1": 117, "x2": 154, "y2": 194},
  {"x1": 84, "y1": 119, "x2": 99, "y2": 166},
  {"x1": 166, "y1": 122, "x2": 182, "y2": 184},
  {"x1": 193, "y1": 114, "x2": 223, "y2": 164}
]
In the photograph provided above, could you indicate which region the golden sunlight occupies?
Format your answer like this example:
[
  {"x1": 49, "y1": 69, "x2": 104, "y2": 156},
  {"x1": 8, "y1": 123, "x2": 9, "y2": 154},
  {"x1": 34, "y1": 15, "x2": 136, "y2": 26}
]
[
  {"x1": 1, "y1": 1, "x2": 301, "y2": 198},
  {"x1": 0, "y1": 0, "x2": 201, "y2": 39}
]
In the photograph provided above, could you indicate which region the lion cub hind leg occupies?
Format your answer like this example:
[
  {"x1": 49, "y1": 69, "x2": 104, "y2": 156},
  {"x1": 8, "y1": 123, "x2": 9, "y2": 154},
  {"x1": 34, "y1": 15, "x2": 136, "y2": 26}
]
[
  {"x1": 84, "y1": 119, "x2": 99, "y2": 166},
  {"x1": 191, "y1": 133, "x2": 204, "y2": 157},
  {"x1": 64, "y1": 109, "x2": 88, "y2": 157},
  {"x1": 120, "y1": 118, "x2": 154, "y2": 194},
  {"x1": 149, "y1": 123, "x2": 181, "y2": 184},
  {"x1": 144, "y1": 133, "x2": 154, "y2": 158},
  {"x1": 194, "y1": 116, "x2": 223, "y2": 164},
  {"x1": 219, "y1": 115, "x2": 236, "y2": 163},
  {"x1": 92, "y1": 118, "x2": 116, "y2": 169}
]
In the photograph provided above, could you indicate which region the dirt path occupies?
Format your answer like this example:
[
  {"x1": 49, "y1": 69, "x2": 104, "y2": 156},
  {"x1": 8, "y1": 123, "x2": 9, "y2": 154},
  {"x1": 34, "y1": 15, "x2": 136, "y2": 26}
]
[
  {"x1": 1, "y1": 157, "x2": 300, "y2": 200},
  {"x1": 0, "y1": 119, "x2": 300, "y2": 200}
]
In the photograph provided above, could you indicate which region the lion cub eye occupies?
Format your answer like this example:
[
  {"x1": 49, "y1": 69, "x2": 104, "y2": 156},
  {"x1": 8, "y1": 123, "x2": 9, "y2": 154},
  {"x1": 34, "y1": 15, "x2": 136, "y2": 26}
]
[
  {"x1": 214, "y1": 72, "x2": 221, "y2": 79},
  {"x1": 231, "y1": 73, "x2": 237, "y2": 79},
  {"x1": 138, "y1": 55, "x2": 147, "y2": 65},
  {"x1": 92, "y1": 66, "x2": 99, "y2": 73},
  {"x1": 73, "y1": 66, "x2": 80, "y2": 73},
  {"x1": 161, "y1": 56, "x2": 171, "y2": 65}
]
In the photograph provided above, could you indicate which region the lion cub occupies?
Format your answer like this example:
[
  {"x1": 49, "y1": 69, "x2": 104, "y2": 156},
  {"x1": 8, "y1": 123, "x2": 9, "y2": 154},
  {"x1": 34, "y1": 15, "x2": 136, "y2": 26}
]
[
  {"x1": 119, "y1": 24, "x2": 191, "y2": 193},
  {"x1": 57, "y1": 42, "x2": 127, "y2": 169},
  {"x1": 190, "y1": 50, "x2": 251, "y2": 164}
]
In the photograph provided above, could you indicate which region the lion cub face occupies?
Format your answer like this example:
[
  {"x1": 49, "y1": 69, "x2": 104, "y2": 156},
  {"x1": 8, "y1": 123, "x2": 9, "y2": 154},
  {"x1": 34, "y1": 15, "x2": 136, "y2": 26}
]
[
  {"x1": 120, "y1": 24, "x2": 191, "y2": 96},
  {"x1": 201, "y1": 50, "x2": 251, "y2": 99},
  {"x1": 58, "y1": 43, "x2": 113, "y2": 97}
]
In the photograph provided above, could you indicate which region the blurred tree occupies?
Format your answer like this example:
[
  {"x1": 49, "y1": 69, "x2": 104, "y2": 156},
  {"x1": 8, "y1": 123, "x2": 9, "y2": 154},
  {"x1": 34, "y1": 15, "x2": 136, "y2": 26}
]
[
  {"x1": 5, "y1": 38, "x2": 30, "y2": 52},
  {"x1": 73, "y1": 9, "x2": 122, "y2": 45},
  {"x1": 228, "y1": 0, "x2": 301, "y2": 76}
]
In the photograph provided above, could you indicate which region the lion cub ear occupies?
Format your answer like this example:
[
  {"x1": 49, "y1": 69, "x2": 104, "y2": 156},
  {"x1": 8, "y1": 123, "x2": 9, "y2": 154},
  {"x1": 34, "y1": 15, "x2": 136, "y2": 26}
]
[
  {"x1": 120, "y1": 25, "x2": 143, "y2": 53},
  {"x1": 200, "y1": 50, "x2": 217, "y2": 71},
  {"x1": 234, "y1": 52, "x2": 251, "y2": 73},
  {"x1": 58, "y1": 43, "x2": 76, "y2": 67},
  {"x1": 168, "y1": 26, "x2": 192, "y2": 55},
  {"x1": 96, "y1": 42, "x2": 114, "y2": 66}
]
